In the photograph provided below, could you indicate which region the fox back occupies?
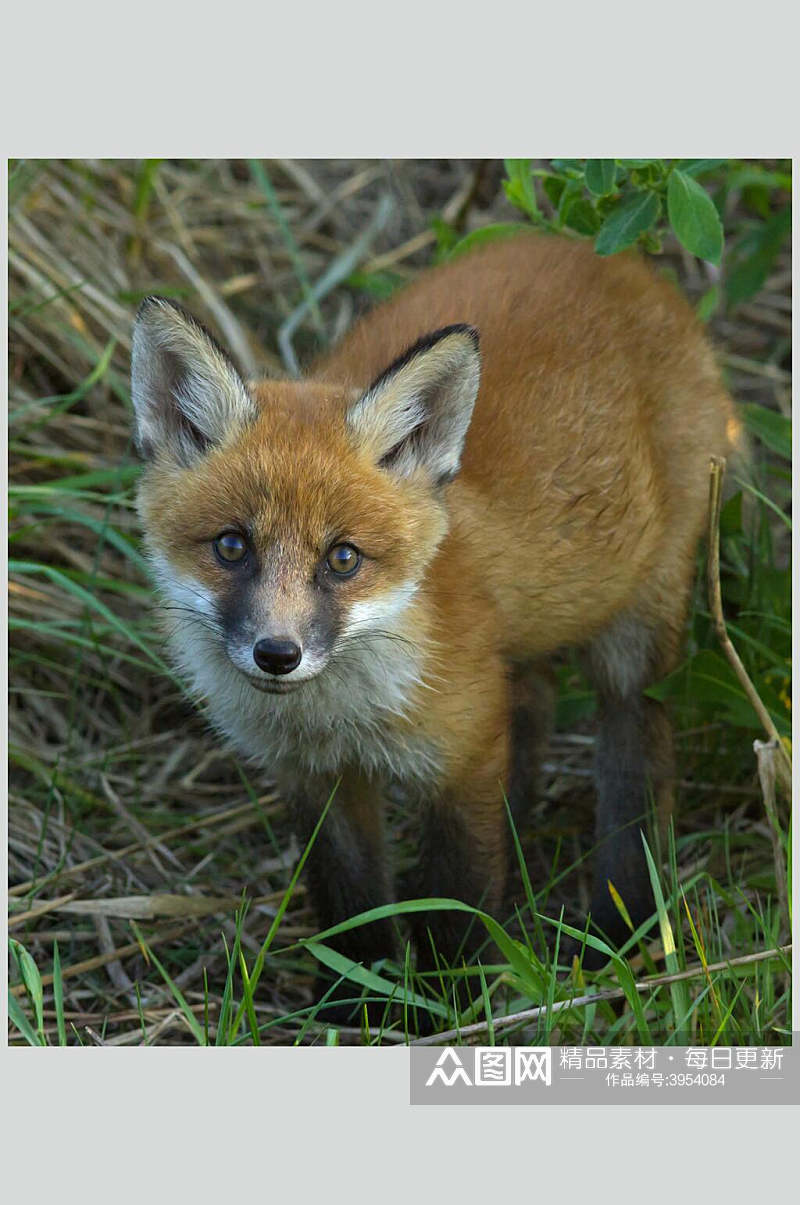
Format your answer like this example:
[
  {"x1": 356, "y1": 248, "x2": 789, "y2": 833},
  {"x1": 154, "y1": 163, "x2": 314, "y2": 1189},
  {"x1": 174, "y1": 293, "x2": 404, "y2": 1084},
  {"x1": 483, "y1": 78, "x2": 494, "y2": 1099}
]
[{"x1": 132, "y1": 232, "x2": 741, "y2": 1008}]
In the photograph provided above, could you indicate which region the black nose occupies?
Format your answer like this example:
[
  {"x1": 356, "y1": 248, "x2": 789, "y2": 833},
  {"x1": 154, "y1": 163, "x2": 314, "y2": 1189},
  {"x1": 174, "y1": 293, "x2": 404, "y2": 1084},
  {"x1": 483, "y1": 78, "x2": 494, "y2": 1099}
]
[{"x1": 253, "y1": 638, "x2": 302, "y2": 676}]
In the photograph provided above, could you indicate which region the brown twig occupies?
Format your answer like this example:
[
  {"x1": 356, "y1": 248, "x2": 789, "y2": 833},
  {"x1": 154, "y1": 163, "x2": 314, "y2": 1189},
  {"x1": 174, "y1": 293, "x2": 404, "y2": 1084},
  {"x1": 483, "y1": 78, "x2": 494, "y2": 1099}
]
[
  {"x1": 8, "y1": 923, "x2": 194, "y2": 996},
  {"x1": 411, "y1": 944, "x2": 792, "y2": 1046},
  {"x1": 706, "y1": 456, "x2": 792, "y2": 798},
  {"x1": 8, "y1": 892, "x2": 78, "y2": 930}
]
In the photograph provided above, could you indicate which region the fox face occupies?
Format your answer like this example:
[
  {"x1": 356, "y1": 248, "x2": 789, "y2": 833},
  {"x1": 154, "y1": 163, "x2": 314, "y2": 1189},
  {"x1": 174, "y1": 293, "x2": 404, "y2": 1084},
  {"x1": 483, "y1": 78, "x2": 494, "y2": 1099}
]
[{"x1": 131, "y1": 298, "x2": 480, "y2": 772}]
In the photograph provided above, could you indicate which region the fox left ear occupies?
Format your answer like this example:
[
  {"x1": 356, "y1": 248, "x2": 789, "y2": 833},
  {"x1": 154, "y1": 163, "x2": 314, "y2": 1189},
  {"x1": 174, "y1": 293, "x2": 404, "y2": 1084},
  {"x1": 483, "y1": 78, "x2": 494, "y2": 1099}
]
[
  {"x1": 131, "y1": 297, "x2": 257, "y2": 463},
  {"x1": 346, "y1": 325, "x2": 481, "y2": 485}
]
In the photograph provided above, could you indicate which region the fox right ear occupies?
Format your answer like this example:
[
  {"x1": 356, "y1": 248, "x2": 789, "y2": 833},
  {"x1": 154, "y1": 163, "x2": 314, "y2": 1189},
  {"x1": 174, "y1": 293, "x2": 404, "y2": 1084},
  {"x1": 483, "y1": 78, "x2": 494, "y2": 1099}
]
[
  {"x1": 346, "y1": 325, "x2": 481, "y2": 485},
  {"x1": 131, "y1": 297, "x2": 257, "y2": 463}
]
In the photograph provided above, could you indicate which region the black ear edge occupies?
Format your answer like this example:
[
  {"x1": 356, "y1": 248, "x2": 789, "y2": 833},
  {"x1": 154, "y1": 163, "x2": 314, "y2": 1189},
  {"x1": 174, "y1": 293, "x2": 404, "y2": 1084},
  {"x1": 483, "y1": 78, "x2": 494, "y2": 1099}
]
[
  {"x1": 364, "y1": 323, "x2": 480, "y2": 397},
  {"x1": 133, "y1": 295, "x2": 244, "y2": 379},
  {"x1": 135, "y1": 294, "x2": 201, "y2": 329},
  {"x1": 132, "y1": 296, "x2": 246, "y2": 464}
]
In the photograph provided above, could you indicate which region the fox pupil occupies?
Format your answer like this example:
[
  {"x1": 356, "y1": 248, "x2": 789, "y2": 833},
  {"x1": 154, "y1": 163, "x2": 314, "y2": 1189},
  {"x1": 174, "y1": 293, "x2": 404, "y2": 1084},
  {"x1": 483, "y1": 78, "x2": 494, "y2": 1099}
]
[
  {"x1": 327, "y1": 543, "x2": 360, "y2": 576},
  {"x1": 214, "y1": 532, "x2": 247, "y2": 563}
]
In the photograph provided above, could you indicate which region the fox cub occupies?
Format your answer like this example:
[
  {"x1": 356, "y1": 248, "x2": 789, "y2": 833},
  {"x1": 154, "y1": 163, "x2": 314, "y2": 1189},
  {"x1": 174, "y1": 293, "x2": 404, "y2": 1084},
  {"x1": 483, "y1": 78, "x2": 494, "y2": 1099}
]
[{"x1": 132, "y1": 232, "x2": 740, "y2": 997}]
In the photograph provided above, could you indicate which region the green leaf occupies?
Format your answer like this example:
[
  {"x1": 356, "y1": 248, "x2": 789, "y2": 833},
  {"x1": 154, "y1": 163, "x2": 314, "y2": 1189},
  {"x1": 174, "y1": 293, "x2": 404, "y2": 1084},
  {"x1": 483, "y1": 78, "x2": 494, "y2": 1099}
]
[
  {"x1": 726, "y1": 205, "x2": 791, "y2": 307},
  {"x1": 666, "y1": 169, "x2": 723, "y2": 264},
  {"x1": 555, "y1": 178, "x2": 582, "y2": 225},
  {"x1": 448, "y1": 222, "x2": 532, "y2": 260},
  {"x1": 563, "y1": 199, "x2": 602, "y2": 236},
  {"x1": 719, "y1": 489, "x2": 743, "y2": 537},
  {"x1": 480, "y1": 917, "x2": 547, "y2": 999},
  {"x1": 10, "y1": 939, "x2": 45, "y2": 1042},
  {"x1": 741, "y1": 402, "x2": 791, "y2": 460},
  {"x1": 584, "y1": 160, "x2": 617, "y2": 196},
  {"x1": 549, "y1": 159, "x2": 585, "y2": 177},
  {"x1": 556, "y1": 685, "x2": 596, "y2": 727},
  {"x1": 679, "y1": 159, "x2": 727, "y2": 178},
  {"x1": 430, "y1": 216, "x2": 459, "y2": 258},
  {"x1": 305, "y1": 942, "x2": 449, "y2": 1017},
  {"x1": 542, "y1": 175, "x2": 566, "y2": 208},
  {"x1": 645, "y1": 649, "x2": 790, "y2": 736},
  {"x1": 345, "y1": 269, "x2": 405, "y2": 300},
  {"x1": 696, "y1": 283, "x2": 720, "y2": 322},
  {"x1": 8, "y1": 991, "x2": 43, "y2": 1046},
  {"x1": 595, "y1": 191, "x2": 660, "y2": 256},
  {"x1": 502, "y1": 160, "x2": 540, "y2": 220},
  {"x1": 724, "y1": 165, "x2": 792, "y2": 195}
]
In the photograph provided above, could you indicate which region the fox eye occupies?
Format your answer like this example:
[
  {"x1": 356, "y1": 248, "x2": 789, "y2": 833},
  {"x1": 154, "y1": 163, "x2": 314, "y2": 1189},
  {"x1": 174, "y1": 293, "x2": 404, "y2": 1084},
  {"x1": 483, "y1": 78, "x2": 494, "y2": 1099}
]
[
  {"x1": 326, "y1": 543, "x2": 361, "y2": 578},
  {"x1": 214, "y1": 532, "x2": 248, "y2": 565}
]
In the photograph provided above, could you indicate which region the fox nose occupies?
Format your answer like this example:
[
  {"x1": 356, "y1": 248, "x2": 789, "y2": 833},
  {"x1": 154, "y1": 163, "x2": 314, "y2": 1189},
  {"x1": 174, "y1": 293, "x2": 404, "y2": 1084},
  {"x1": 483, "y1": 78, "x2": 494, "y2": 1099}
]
[{"x1": 253, "y1": 637, "x2": 302, "y2": 676}]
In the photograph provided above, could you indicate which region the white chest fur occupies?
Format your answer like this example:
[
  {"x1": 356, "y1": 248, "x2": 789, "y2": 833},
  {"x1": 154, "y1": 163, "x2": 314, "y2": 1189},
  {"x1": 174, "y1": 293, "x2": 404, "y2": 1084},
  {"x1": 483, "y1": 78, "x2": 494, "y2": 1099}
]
[{"x1": 163, "y1": 603, "x2": 440, "y2": 784}]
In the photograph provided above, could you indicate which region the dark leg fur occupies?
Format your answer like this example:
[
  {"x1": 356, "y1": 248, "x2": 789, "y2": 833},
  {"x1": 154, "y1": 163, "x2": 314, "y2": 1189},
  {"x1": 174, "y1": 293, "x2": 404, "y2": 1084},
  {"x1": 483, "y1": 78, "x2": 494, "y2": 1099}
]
[
  {"x1": 589, "y1": 698, "x2": 659, "y2": 944},
  {"x1": 409, "y1": 801, "x2": 495, "y2": 975},
  {"x1": 583, "y1": 613, "x2": 676, "y2": 965},
  {"x1": 288, "y1": 770, "x2": 395, "y2": 1024},
  {"x1": 507, "y1": 659, "x2": 556, "y2": 834}
]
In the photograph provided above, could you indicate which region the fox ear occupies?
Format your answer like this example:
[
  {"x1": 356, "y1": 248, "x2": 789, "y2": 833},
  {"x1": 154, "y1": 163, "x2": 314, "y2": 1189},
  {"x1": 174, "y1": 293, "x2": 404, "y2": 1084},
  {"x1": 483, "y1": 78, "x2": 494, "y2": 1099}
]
[
  {"x1": 131, "y1": 297, "x2": 257, "y2": 462},
  {"x1": 346, "y1": 325, "x2": 481, "y2": 485}
]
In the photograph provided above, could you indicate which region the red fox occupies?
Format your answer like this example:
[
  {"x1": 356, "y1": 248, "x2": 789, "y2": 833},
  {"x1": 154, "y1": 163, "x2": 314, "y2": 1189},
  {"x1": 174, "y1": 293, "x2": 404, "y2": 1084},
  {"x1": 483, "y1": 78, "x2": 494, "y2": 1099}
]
[{"x1": 131, "y1": 232, "x2": 741, "y2": 1008}]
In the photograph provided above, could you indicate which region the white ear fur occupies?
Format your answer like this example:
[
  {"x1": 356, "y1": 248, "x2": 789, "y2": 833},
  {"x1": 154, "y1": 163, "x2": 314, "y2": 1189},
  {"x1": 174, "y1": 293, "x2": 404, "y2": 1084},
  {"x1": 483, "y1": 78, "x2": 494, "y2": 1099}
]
[
  {"x1": 131, "y1": 297, "x2": 257, "y2": 462},
  {"x1": 346, "y1": 325, "x2": 481, "y2": 484}
]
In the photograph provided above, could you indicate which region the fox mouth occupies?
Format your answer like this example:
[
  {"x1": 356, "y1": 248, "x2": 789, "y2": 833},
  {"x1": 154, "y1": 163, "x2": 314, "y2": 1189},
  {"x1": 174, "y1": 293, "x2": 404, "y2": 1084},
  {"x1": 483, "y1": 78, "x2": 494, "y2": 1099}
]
[{"x1": 243, "y1": 674, "x2": 305, "y2": 695}]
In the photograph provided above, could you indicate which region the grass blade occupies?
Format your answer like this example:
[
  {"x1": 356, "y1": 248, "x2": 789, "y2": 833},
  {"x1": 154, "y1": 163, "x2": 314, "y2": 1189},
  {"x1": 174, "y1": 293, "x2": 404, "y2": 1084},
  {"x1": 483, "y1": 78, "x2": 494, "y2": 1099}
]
[
  {"x1": 10, "y1": 938, "x2": 45, "y2": 1043},
  {"x1": 130, "y1": 923, "x2": 206, "y2": 1046},
  {"x1": 641, "y1": 834, "x2": 691, "y2": 1040},
  {"x1": 8, "y1": 991, "x2": 43, "y2": 1046},
  {"x1": 52, "y1": 941, "x2": 67, "y2": 1047}
]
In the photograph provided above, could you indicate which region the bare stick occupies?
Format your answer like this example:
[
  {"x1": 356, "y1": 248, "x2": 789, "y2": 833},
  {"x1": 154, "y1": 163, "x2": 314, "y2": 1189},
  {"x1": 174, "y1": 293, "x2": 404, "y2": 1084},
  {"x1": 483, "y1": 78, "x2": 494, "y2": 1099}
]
[
  {"x1": 411, "y1": 944, "x2": 791, "y2": 1046},
  {"x1": 706, "y1": 456, "x2": 792, "y2": 798}
]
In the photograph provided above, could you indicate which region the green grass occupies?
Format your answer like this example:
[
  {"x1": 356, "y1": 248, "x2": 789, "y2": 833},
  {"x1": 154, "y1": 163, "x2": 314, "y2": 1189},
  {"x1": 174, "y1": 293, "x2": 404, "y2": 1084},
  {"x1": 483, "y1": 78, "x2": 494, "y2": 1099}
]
[{"x1": 7, "y1": 158, "x2": 791, "y2": 1047}]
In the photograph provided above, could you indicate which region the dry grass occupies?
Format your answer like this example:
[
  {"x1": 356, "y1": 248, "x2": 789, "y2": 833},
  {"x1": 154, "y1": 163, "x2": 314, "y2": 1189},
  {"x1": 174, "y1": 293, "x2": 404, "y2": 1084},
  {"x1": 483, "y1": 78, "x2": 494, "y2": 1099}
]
[{"x1": 8, "y1": 159, "x2": 791, "y2": 1046}]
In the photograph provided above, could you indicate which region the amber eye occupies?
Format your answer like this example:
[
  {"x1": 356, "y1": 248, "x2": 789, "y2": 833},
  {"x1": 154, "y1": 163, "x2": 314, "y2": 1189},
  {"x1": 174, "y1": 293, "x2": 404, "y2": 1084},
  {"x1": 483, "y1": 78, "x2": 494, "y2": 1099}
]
[
  {"x1": 326, "y1": 543, "x2": 361, "y2": 577},
  {"x1": 213, "y1": 532, "x2": 248, "y2": 564}
]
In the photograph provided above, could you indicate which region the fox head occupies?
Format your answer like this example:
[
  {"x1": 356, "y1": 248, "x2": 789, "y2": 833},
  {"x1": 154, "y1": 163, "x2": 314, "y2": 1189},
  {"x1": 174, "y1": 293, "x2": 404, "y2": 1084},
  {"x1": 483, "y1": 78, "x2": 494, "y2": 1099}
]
[{"x1": 131, "y1": 298, "x2": 480, "y2": 708}]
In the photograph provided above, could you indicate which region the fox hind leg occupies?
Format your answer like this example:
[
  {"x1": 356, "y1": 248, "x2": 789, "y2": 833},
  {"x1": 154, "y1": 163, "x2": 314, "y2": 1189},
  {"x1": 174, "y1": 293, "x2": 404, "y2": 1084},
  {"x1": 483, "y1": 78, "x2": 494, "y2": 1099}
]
[{"x1": 583, "y1": 610, "x2": 679, "y2": 960}]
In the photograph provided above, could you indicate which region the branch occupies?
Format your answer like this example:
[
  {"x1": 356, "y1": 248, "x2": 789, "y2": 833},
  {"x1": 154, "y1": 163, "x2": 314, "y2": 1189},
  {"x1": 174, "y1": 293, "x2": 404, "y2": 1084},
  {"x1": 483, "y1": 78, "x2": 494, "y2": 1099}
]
[
  {"x1": 706, "y1": 456, "x2": 792, "y2": 798},
  {"x1": 410, "y1": 945, "x2": 792, "y2": 1046}
]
